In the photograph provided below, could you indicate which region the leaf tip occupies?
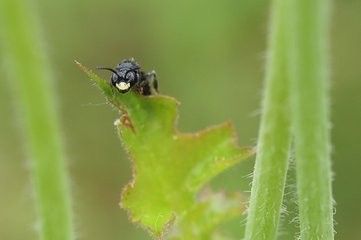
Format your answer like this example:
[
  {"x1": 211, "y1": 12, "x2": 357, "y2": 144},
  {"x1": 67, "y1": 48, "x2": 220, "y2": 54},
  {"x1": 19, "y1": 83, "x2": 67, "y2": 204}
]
[
  {"x1": 74, "y1": 60, "x2": 91, "y2": 75},
  {"x1": 74, "y1": 59, "x2": 85, "y2": 71}
]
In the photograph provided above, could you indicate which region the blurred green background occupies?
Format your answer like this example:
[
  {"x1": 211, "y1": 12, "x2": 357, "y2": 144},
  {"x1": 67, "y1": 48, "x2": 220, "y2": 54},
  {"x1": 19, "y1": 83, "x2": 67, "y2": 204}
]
[{"x1": 0, "y1": 0, "x2": 360, "y2": 239}]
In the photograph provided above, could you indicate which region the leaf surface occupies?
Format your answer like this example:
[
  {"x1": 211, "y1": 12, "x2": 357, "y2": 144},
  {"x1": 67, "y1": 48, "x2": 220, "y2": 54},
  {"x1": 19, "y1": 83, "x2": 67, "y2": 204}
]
[{"x1": 167, "y1": 190, "x2": 245, "y2": 240}]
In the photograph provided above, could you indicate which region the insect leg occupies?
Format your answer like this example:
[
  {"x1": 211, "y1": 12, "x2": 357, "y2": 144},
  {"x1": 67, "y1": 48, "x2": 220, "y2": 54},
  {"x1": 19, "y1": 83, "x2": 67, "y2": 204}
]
[{"x1": 144, "y1": 70, "x2": 158, "y2": 93}]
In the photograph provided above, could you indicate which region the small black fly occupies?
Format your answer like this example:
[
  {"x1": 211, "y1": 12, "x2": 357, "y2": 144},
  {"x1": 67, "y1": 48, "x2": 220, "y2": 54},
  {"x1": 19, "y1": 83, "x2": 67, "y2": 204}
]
[{"x1": 97, "y1": 58, "x2": 158, "y2": 95}]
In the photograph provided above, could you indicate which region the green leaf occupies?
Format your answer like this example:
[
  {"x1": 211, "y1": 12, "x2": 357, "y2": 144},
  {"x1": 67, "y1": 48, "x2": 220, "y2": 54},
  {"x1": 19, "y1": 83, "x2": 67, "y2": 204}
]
[
  {"x1": 167, "y1": 189, "x2": 245, "y2": 240},
  {"x1": 76, "y1": 62, "x2": 254, "y2": 238}
]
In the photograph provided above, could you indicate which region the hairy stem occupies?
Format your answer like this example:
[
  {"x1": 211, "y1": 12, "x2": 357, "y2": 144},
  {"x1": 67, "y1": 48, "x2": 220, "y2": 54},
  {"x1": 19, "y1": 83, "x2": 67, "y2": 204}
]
[
  {"x1": 0, "y1": 0, "x2": 74, "y2": 240},
  {"x1": 288, "y1": 0, "x2": 334, "y2": 238},
  {"x1": 243, "y1": 0, "x2": 292, "y2": 239}
]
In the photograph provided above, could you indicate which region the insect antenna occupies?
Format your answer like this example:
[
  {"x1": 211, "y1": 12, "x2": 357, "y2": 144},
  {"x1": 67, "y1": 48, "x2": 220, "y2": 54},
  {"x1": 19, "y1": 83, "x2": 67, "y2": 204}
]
[{"x1": 96, "y1": 67, "x2": 122, "y2": 79}]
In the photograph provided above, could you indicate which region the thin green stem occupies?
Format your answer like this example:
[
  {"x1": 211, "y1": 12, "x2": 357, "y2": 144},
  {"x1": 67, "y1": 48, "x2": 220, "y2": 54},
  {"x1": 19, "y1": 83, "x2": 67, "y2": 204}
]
[
  {"x1": 0, "y1": 0, "x2": 74, "y2": 240},
  {"x1": 243, "y1": 0, "x2": 292, "y2": 239},
  {"x1": 288, "y1": 0, "x2": 334, "y2": 239}
]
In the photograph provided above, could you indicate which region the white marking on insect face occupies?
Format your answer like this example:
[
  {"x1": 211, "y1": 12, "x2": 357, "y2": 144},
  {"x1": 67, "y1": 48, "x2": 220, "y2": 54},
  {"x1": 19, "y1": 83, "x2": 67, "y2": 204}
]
[{"x1": 116, "y1": 82, "x2": 130, "y2": 91}]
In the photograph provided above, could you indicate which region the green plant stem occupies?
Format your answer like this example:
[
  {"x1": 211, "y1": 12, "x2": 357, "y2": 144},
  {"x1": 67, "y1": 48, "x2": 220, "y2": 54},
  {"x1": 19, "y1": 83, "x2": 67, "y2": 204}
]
[
  {"x1": 243, "y1": 0, "x2": 291, "y2": 239},
  {"x1": 288, "y1": 0, "x2": 334, "y2": 239},
  {"x1": 0, "y1": 0, "x2": 74, "y2": 240}
]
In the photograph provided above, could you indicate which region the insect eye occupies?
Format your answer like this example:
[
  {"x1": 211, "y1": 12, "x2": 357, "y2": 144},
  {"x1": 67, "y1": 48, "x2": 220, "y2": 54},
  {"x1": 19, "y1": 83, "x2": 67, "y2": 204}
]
[
  {"x1": 111, "y1": 74, "x2": 119, "y2": 81},
  {"x1": 125, "y1": 71, "x2": 136, "y2": 81}
]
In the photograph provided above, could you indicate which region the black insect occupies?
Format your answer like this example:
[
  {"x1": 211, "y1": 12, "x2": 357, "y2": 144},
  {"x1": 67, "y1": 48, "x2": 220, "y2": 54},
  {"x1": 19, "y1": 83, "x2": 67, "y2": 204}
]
[{"x1": 97, "y1": 58, "x2": 158, "y2": 95}]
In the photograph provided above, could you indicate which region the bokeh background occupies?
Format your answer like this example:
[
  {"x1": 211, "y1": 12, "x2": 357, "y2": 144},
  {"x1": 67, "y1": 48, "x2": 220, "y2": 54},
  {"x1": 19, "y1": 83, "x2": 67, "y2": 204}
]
[{"x1": 0, "y1": 0, "x2": 360, "y2": 239}]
